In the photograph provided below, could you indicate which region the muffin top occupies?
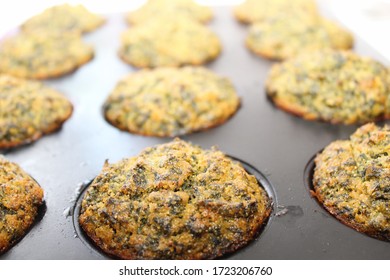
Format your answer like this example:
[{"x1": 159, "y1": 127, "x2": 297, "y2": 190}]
[
  {"x1": 313, "y1": 123, "x2": 390, "y2": 241},
  {"x1": 0, "y1": 31, "x2": 93, "y2": 79},
  {"x1": 0, "y1": 156, "x2": 44, "y2": 254},
  {"x1": 0, "y1": 75, "x2": 73, "y2": 149},
  {"x1": 79, "y1": 139, "x2": 271, "y2": 259},
  {"x1": 246, "y1": 16, "x2": 353, "y2": 61},
  {"x1": 21, "y1": 4, "x2": 105, "y2": 33},
  {"x1": 104, "y1": 67, "x2": 240, "y2": 137},
  {"x1": 266, "y1": 50, "x2": 390, "y2": 124},
  {"x1": 119, "y1": 16, "x2": 221, "y2": 68}
]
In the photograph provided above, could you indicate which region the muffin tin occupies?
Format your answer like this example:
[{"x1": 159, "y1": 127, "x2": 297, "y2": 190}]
[
  {"x1": 1, "y1": 6, "x2": 390, "y2": 259},
  {"x1": 72, "y1": 157, "x2": 277, "y2": 259}
]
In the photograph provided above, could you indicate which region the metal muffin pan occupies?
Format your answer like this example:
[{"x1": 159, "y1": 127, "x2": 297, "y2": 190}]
[{"x1": 1, "y1": 6, "x2": 390, "y2": 260}]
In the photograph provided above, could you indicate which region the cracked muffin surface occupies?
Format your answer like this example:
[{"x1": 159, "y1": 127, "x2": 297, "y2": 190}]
[
  {"x1": 79, "y1": 139, "x2": 272, "y2": 259},
  {"x1": 0, "y1": 156, "x2": 44, "y2": 254},
  {"x1": 313, "y1": 123, "x2": 390, "y2": 241},
  {"x1": 103, "y1": 67, "x2": 240, "y2": 137}
]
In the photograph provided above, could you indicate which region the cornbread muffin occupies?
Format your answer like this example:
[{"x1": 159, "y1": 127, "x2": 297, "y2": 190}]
[
  {"x1": 266, "y1": 50, "x2": 390, "y2": 124},
  {"x1": 246, "y1": 16, "x2": 353, "y2": 61},
  {"x1": 119, "y1": 17, "x2": 221, "y2": 68},
  {"x1": 126, "y1": 0, "x2": 213, "y2": 25},
  {"x1": 0, "y1": 156, "x2": 44, "y2": 254},
  {"x1": 79, "y1": 139, "x2": 272, "y2": 259},
  {"x1": 313, "y1": 123, "x2": 390, "y2": 241},
  {"x1": 0, "y1": 75, "x2": 73, "y2": 149},
  {"x1": 21, "y1": 4, "x2": 105, "y2": 34},
  {"x1": 0, "y1": 32, "x2": 93, "y2": 79},
  {"x1": 234, "y1": 0, "x2": 318, "y2": 24},
  {"x1": 103, "y1": 67, "x2": 240, "y2": 137}
]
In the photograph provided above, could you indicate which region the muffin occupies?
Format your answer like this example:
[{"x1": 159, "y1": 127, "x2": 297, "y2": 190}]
[
  {"x1": 0, "y1": 75, "x2": 73, "y2": 149},
  {"x1": 234, "y1": 0, "x2": 318, "y2": 24},
  {"x1": 119, "y1": 16, "x2": 221, "y2": 68},
  {"x1": 266, "y1": 50, "x2": 390, "y2": 124},
  {"x1": 0, "y1": 156, "x2": 44, "y2": 254},
  {"x1": 21, "y1": 4, "x2": 105, "y2": 34},
  {"x1": 79, "y1": 139, "x2": 272, "y2": 259},
  {"x1": 103, "y1": 67, "x2": 240, "y2": 137},
  {"x1": 246, "y1": 16, "x2": 353, "y2": 61},
  {"x1": 313, "y1": 123, "x2": 390, "y2": 241},
  {"x1": 126, "y1": 0, "x2": 213, "y2": 25},
  {"x1": 0, "y1": 31, "x2": 94, "y2": 79}
]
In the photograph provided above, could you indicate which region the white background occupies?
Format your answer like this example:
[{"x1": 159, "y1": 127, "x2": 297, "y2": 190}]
[{"x1": 0, "y1": 260, "x2": 389, "y2": 279}]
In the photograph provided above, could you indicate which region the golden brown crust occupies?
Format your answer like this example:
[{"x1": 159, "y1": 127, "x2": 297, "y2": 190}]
[
  {"x1": 313, "y1": 125, "x2": 390, "y2": 241},
  {"x1": 103, "y1": 104, "x2": 240, "y2": 138},
  {"x1": 312, "y1": 190, "x2": 389, "y2": 241},
  {"x1": 118, "y1": 16, "x2": 221, "y2": 68},
  {"x1": 267, "y1": 89, "x2": 388, "y2": 125},
  {"x1": 84, "y1": 205, "x2": 272, "y2": 260},
  {"x1": 20, "y1": 53, "x2": 94, "y2": 81},
  {"x1": 79, "y1": 139, "x2": 272, "y2": 259},
  {"x1": 246, "y1": 15, "x2": 353, "y2": 61},
  {"x1": 0, "y1": 32, "x2": 94, "y2": 79},
  {"x1": 266, "y1": 91, "x2": 317, "y2": 121},
  {"x1": 266, "y1": 51, "x2": 390, "y2": 124},
  {"x1": 103, "y1": 67, "x2": 240, "y2": 137},
  {"x1": 0, "y1": 156, "x2": 44, "y2": 254},
  {"x1": 0, "y1": 75, "x2": 73, "y2": 149},
  {"x1": 0, "y1": 107, "x2": 73, "y2": 149}
]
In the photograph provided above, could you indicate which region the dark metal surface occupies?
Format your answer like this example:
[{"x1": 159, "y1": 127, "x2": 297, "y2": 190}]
[{"x1": 1, "y1": 6, "x2": 390, "y2": 260}]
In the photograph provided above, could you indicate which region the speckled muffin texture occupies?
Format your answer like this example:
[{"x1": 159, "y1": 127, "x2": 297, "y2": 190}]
[
  {"x1": 126, "y1": 0, "x2": 213, "y2": 25},
  {"x1": 246, "y1": 16, "x2": 353, "y2": 61},
  {"x1": 79, "y1": 139, "x2": 272, "y2": 259},
  {"x1": 21, "y1": 4, "x2": 105, "y2": 33},
  {"x1": 266, "y1": 50, "x2": 390, "y2": 124},
  {"x1": 313, "y1": 123, "x2": 390, "y2": 241},
  {"x1": 119, "y1": 17, "x2": 221, "y2": 68},
  {"x1": 234, "y1": 0, "x2": 318, "y2": 24},
  {"x1": 0, "y1": 75, "x2": 73, "y2": 149},
  {"x1": 0, "y1": 156, "x2": 44, "y2": 254},
  {"x1": 0, "y1": 32, "x2": 93, "y2": 79},
  {"x1": 103, "y1": 67, "x2": 240, "y2": 137}
]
